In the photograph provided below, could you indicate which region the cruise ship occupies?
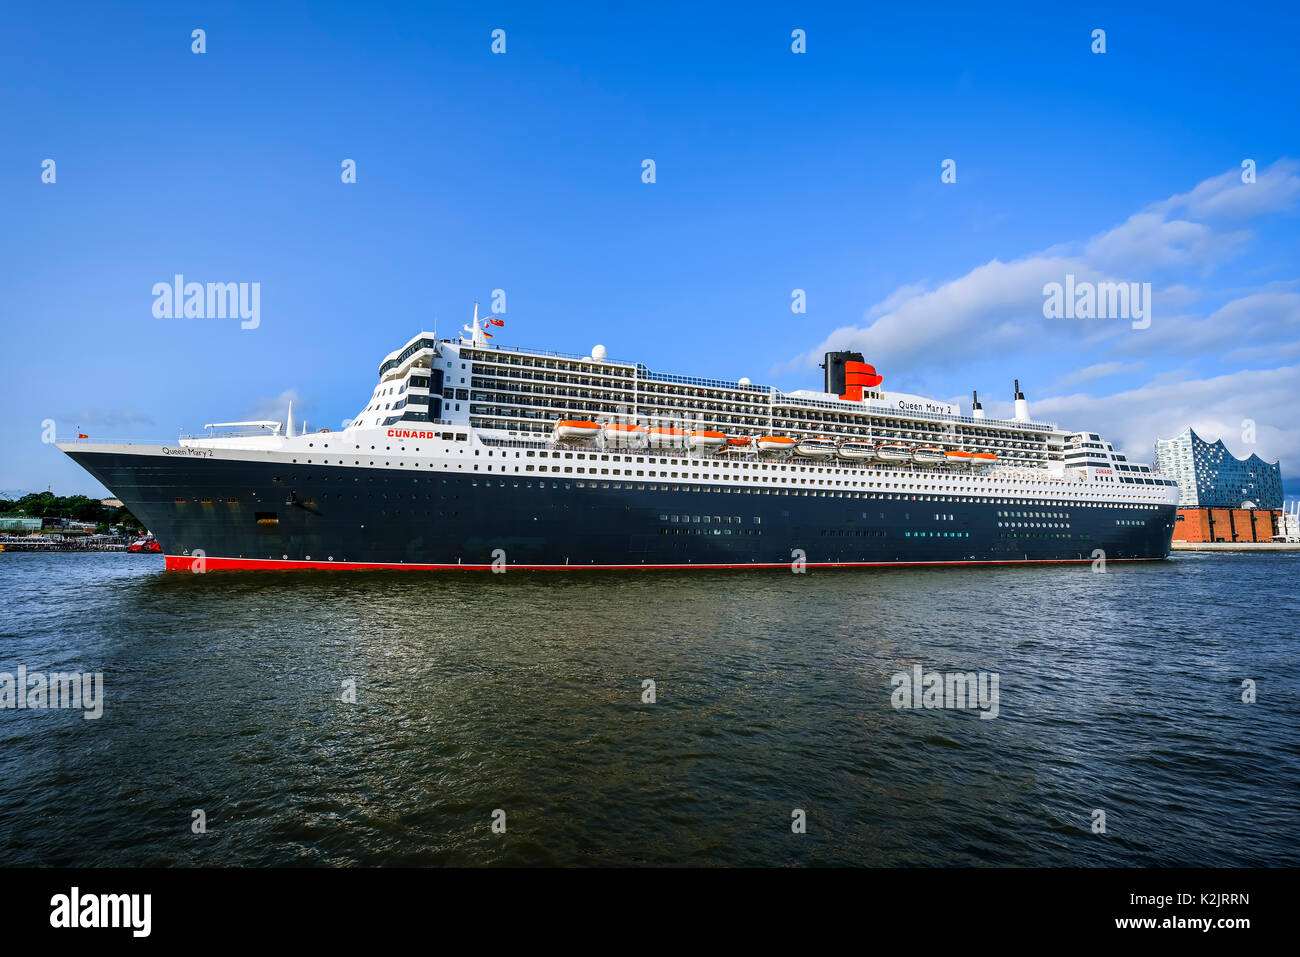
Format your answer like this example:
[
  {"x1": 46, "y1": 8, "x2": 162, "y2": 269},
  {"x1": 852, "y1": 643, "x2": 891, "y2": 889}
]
[{"x1": 60, "y1": 308, "x2": 1179, "y2": 570}]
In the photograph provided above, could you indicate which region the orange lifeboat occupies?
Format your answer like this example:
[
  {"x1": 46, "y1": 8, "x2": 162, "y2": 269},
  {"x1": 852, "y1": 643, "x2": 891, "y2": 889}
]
[
  {"x1": 969, "y1": 452, "x2": 998, "y2": 467},
  {"x1": 554, "y1": 420, "x2": 600, "y2": 442},
  {"x1": 725, "y1": 435, "x2": 754, "y2": 450},
  {"x1": 688, "y1": 430, "x2": 727, "y2": 451},
  {"x1": 876, "y1": 443, "x2": 912, "y2": 462},
  {"x1": 602, "y1": 422, "x2": 647, "y2": 446},
  {"x1": 944, "y1": 449, "x2": 974, "y2": 467},
  {"x1": 755, "y1": 435, "x2": 796, "y2": 454},
  {"x1": 795, "y1": 437, "x2": 839, "y2": 459},
  {"x1": 647, "y1": 427, "x2": 688, "y2": 449},
  {"x1": 838, "y1": 440, "x2": 877, "y2": 461}
]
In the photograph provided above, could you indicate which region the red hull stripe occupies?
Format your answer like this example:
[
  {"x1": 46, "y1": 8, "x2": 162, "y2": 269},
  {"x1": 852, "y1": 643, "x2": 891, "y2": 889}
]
[{"x1": 164, "y1": 555, "x2": 1163, "y2": 572}]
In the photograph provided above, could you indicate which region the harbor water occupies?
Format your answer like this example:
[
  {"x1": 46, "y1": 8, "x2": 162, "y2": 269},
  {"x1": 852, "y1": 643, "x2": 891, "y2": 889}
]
[{"x1": 1, "y1": 551, "x2": 1296, "y2": 866}]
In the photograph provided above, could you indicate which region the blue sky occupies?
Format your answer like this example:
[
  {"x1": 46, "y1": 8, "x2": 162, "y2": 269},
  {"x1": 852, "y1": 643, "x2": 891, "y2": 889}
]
[{"x1": 2, "y1": 1, "x2": 1298, "y2": 497}]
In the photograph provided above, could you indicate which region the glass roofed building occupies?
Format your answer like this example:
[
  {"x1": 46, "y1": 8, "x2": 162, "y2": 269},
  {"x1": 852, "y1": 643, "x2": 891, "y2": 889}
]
[{"x1": 1154, "y1": 427, "x2": 1283, "y2": 509}]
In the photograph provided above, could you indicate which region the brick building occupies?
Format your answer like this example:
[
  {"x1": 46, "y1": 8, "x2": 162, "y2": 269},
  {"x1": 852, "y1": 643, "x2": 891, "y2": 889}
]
[{"x1": 1173, "y1": 506, "x2": 1280, "y2": 543}]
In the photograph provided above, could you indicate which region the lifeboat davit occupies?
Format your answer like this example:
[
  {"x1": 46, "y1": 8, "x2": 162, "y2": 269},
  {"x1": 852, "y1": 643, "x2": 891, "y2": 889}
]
[
  {"x1": 647, "y1": 427, "x2": 688, "y2": 449},
  {"x1": 944, "y1": 449, "x2": 974, "y2": 467},
  {"x1": 603, "y1": 422, "x2": 647, "y2": 446},
  {"x1": 912, "y1": 446, "x2": 946, "y2": 465},
  {"x1": 838, "y1": 440, "x2": 877, "y2": 461},
  {"x1": 795, "y1": 437, "x2": 838, "y2": 459},
  {"x1": 756, "y1": 435, "x2": 796, "y2": 454},
  {"x1": 969, "y1": 452, "x2": 998, "y2": 467},
  {"x1": 554, "y1": 420, "x2": 600, "y2": 442},
  {"x1": 876, "y1": 443, "x2": 912, "y2": 462},
  {"x1": 688, "y1": 430, "x2": 727, "y2": 451}
]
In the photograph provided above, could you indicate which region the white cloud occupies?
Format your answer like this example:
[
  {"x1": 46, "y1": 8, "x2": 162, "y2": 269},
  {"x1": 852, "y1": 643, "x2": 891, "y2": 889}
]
[
  {"x1": 1110, "y1": 290, "x2": 1300, "y2": 358},
  {"x1": 782, "y1": 160, "x2": 1300, "y2": 417},
  {"x1": 247, "y1": 389, "x2": 305, "y2": 424},
  {"x1": 1033, "y1": 365, "x2": 1297, "y2": 467},
  {"x1": 1156, "y1": 158, "x2": 1300, "y2": 221},
  {"x1": 1054, "y1": 361, "x2": 1146, "y2": 388},
  {"x1": 1083, "y1": 212, "x2": 1250, "y2": 275},
  {"x1": 1157, "y1": 284, "x2": 1203, "y2": 309},
  {"x1": 865, "y1": 282, "x2": 929, "y2": 319},
  {"x1": 779, "y1": 254, "x2": 1092, "y2": 373}
]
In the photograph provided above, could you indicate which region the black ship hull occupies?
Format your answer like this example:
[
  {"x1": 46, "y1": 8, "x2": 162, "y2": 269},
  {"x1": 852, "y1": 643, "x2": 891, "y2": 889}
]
[{"x1": 66, "y1": 448, "x2": 1177, "y2": 570}]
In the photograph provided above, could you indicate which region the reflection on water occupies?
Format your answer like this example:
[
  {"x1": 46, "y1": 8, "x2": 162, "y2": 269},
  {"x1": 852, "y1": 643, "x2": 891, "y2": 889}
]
[{"x1": 1, "y1": 552, "x2": 1297, "y2": 866}]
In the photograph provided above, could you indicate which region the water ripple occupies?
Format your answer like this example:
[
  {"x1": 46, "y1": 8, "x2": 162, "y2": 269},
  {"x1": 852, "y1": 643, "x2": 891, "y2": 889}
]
[{"x1": 0, "y1": 551, "x2": 1296, "y2": 866}]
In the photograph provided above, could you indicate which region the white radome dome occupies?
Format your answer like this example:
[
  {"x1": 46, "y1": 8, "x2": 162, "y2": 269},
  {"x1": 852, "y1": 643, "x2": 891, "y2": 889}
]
[
  {"x1": 738, "y1": 376, "x2": 751, "y2": 385},
  {"x1": 592, "y1": 344, "x2": 607, "y2": 361}
]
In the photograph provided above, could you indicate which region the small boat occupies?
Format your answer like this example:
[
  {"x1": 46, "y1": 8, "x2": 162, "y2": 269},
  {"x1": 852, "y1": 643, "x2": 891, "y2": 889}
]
[
  {"x1": 725, "y1": 435, "x2": 754, "y2": 450},
  {"x1": 755, "y1": 435, "x2": 796, "y2": 454},
  {"x1": 646, "y1": 427, "x2": 688, "y2": 449},
  {"x1": 127, "y1": 537, "x2": 162, "y2": 554},
  {"x1": 838, "y1": 440, "x2": 877, "y2": 461},
  {"x1": 969, "y1": 452, "x2": 998, "y2": 467},
  {"x1": 912, "y1": 446, "x2": 946, "y2": 465},
  {"x1": 688, "y1": 430, "x2": 727, "y2": 451},
  {"x1": 876, "y1": 443, "x2": 912, "y2": 462},
  {"x1": 554, "y1": 420, "x2": 601, "y2": 442},
  {"x1": 795, "y1": 437, "x2": 838, "y2": 459},
  {"x1": 602, "y1": 422, "x2": 647, "y2": 446},
  {"x1": 944, "y1": 449, "x2": 974, "y2": 467}
]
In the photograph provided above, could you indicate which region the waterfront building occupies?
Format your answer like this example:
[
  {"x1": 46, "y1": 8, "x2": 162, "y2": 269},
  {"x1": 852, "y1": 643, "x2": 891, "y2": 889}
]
[
  {"x1": 0, "y1": 516, "x2": 42, "y2": 533},
  {"x1": 1154, "y1": 427, "x2": 1283, "y2": 509}
]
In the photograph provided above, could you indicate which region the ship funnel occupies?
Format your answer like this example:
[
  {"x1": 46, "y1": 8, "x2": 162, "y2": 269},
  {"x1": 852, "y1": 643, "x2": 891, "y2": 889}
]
[
  {"x1": 821, "y1": 351, "x2": 863, "y2": 396},
  {"x1": 821, "y1": 351, "x2": 881, "y2": 400},
  {"x1": 1013, "y1": 379, "x2": 1030, "y2": 423},
  {"x1": 972, "y1": 389, "x2": 985, "y2": 419}
]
